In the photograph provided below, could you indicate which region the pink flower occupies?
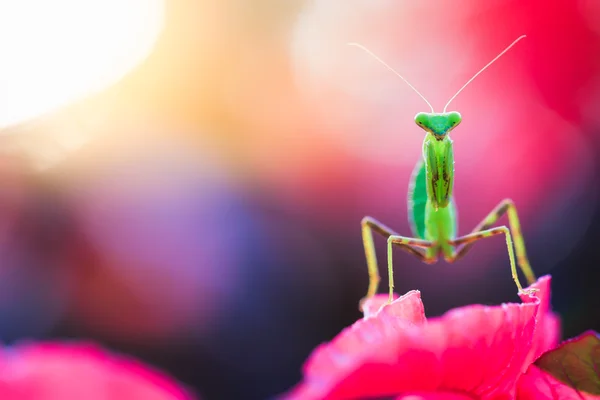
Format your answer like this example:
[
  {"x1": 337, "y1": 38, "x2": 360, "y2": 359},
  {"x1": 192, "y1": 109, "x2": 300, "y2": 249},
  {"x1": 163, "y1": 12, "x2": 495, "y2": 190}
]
[
  {"x1": 285, "y1": 276, "x2": 559, "y2": 400},
  {"x1": 0, "y1": 342, "x2": 195, "y2": 399}
]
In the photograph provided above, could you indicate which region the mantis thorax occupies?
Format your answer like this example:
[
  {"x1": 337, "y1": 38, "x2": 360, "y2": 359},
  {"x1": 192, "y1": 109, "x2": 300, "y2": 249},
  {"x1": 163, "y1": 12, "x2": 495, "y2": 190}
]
[{"x1": 422, "y1": 132, "x2": 454, "y2": 210}]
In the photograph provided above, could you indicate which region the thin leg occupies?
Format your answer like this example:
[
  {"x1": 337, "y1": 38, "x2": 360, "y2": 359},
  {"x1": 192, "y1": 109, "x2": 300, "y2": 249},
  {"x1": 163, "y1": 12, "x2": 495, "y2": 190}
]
[
  {"x1": 448, "y1": 226, "x2": 533, "y2": 294},
  {"x1": 361, "y1": 217, "x2": 433, "y2": 305},
  {"x1": 452, "y1": 199, "x2": 536, "y2": 285},
  {"x1": 387, "y1": 235, "x2": 434, "y2": 302}
]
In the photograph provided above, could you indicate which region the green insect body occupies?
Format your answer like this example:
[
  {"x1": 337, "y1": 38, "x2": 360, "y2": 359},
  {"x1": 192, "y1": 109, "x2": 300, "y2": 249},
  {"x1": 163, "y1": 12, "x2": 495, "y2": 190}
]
[
  {"x1": 410, "y1": 112, "x2": 459, "y2": 261},
  {"x1": 351, "y1": 36, "x2": 538, "y2": 308}
]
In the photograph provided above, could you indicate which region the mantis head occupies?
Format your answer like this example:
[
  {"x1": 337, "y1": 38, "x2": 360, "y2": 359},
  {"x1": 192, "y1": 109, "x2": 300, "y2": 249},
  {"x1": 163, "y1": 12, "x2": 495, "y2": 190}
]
[{"x1": 414, "y1": 112, "x2": 461, "y2": 139}]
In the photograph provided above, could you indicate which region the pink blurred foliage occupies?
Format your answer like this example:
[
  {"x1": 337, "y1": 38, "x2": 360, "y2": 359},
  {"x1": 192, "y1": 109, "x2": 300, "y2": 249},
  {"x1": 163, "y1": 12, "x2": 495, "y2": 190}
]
[
  {"x1": 285, "y1": 276, "x2": 562, "y2": 399},
  {"x1": 0, "y1": 341, "x2": 195, "y2": 400}
]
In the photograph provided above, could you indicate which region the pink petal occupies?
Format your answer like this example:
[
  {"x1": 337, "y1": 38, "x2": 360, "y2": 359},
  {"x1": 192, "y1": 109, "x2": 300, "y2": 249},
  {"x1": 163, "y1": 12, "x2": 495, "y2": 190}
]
[
  {"x1": 516, "y1": 365, "x2": 600, "y2": 400},
  {"x1": 0, "y1": 342, "x2": 194, "y2": 400},
  {"x1": 361, "y1": 291, "x2": 425, "y2": 323},
  {"x1": 427, "y1": 302, "x2": 537, "y2": 398},
  {"x1": 286, "y1": 284, "x2": 545, "y2": 400},
  {"x1": 395, "y1": 394, "x2": 477, "y2": 400},
  {"x1": 519, "y1": 276, "x2": 561, "y2": 366},
  {"x1": 360, "y1": 293, "x2": 399, "y2": 318},
  {"x1": 297, "y1": 291, "x2": 426, "y2": 385}
]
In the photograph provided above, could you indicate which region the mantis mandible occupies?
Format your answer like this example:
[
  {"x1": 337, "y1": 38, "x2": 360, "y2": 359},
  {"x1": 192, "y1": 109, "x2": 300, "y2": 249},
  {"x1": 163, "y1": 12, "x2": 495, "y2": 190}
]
[{"x1": 348, "y1": 35, "x2": 537, "y2": 308}]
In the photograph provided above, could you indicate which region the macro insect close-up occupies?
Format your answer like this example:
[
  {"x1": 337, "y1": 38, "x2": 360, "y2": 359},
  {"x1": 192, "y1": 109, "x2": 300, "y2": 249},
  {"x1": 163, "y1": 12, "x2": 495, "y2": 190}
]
[{"x1": 350, "y1": 36, "x2": 539, "y2": 307}]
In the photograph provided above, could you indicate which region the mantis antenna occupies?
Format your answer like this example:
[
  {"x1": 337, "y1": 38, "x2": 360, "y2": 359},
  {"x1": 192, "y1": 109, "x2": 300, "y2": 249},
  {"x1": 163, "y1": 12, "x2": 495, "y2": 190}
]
[
  {"x1": 348, "y1": 42, "x2": 435, "y2": 113},
  {"x1": 443, "y1": 35, "x2": 527, "y2": 112}
]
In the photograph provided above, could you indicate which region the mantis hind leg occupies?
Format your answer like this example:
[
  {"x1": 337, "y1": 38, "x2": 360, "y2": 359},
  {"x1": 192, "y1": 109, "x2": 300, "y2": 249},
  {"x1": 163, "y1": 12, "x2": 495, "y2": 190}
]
[
  {"x1": 451, "y1": 199, "x2": 536, "y2": 285},
  {"x1": 361, "y1": 217, "x2": 434, "y2": 307},
  {"x1": 448, "y1": 227, "x2": 534, "y2": 294}
]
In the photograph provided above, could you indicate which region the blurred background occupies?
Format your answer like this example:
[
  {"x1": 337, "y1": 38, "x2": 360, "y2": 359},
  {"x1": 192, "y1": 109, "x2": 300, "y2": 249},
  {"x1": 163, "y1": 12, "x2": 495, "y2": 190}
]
[{"x1": 0, "y1": 0, "x2": 599, "y2": 399}]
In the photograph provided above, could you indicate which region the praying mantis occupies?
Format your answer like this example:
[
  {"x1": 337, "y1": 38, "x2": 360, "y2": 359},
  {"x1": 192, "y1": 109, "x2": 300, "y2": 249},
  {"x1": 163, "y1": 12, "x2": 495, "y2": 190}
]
[{"x1": 348, "y1": 36, "x2": 538, "y2": 308}]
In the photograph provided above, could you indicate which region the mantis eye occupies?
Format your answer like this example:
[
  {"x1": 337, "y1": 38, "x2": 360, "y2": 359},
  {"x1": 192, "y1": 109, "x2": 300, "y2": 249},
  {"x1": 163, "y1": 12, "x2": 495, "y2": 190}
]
[
  {"x1": 447, "y1": 111, "x2": 462, "y2": 128},
  {"x1": 414, "y1": 112, "x2": 429, "y2": 127}
]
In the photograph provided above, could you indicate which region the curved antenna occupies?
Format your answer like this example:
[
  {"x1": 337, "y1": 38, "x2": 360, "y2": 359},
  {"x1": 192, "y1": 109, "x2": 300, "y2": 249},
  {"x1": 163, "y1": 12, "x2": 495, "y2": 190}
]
[
  {"x1": 443, "y1": 35, "x2": 527, "y2": 112},
  {"x1": 348, "y1": 42, "x2": 434, "y2": 113}
]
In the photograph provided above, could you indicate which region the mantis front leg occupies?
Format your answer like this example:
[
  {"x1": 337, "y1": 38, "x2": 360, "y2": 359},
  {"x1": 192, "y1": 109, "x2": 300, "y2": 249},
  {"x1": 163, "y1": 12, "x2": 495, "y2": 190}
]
[
  {"x1": 451, "y1": 199, "x2": 536, "y2": 286},
  {"x1": 361, "y1": 217, "x2": 433, "y2": 307}
]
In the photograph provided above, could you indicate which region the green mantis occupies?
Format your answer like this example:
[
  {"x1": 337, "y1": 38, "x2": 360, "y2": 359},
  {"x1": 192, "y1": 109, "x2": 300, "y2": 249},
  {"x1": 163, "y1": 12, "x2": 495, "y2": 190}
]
[{"x1": 348, "y1": 36, "x2": 537, "y2": 308}]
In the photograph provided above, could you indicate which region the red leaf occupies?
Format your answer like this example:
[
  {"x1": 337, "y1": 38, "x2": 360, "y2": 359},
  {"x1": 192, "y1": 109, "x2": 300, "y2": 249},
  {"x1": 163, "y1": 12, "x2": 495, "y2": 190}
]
[
  {"x1": 517, "y1": 365, "x2": 600, "y2": 400},
  {"x1": 534, "y1": 331, "x2": 600, "y2": 396}
]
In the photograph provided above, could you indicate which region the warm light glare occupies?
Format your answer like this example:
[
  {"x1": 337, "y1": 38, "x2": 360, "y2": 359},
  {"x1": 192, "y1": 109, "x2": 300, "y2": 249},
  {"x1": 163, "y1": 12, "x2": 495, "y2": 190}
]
[{"x1": 0, "y1": 0, "x2": 164, "y2": 128}]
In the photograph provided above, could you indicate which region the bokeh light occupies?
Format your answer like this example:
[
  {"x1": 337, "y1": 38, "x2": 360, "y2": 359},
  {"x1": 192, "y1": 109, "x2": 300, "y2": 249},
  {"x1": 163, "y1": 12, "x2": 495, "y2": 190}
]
[{"x1": 0, "y1": 0, "x2": 163, "y2": 128}]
